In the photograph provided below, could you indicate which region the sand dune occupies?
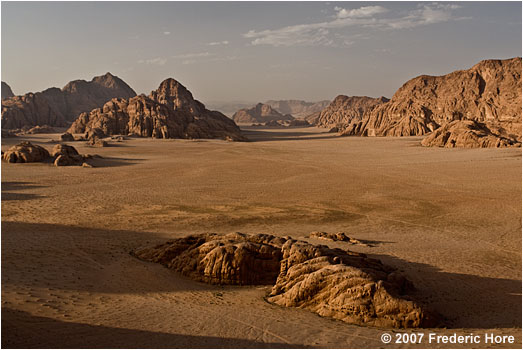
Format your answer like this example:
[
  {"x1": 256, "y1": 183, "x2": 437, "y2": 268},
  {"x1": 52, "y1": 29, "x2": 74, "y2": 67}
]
[{"x1": 2, "y1": 127, "x2": 521, "y2": 348}]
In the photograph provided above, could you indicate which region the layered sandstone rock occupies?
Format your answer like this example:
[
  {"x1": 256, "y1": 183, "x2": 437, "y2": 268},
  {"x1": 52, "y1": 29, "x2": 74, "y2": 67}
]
[
  {"x1": 2, "y1": 141, "x2": 95, "y2": 166},
  {"x1": 265, "y1": 100, "x2": 330, "y2": 119},
  {"x1": 134, "y1": 232, "x2": 436, "y2": 328},
  {"x1": 2, "y1": 82, "x2": 14, "y2": 99},
  {"x1": 309, "y1": 231, "x2": 363, "y2": 243},
  {"x1": 232, "y1": 103, "x2": 294, "y2": 124},
  {"x1": 1, "y1": 73, "x2": 136, "y2": 129},
  {"x1": 69, "y1": 79, "x2": 245, "y2": 141},
  {"x1": 341, "y1": 57, "x2": 522, "y2": 146},
  {"x1": 316, "y1": 95, "x2": 389, "y2": 129},
  {"x1": 420, "y1": 120, "x2": 521, "y2": 148},
  {"x1": 2, "y1": 141, "x2": 50, "y2": 163}
]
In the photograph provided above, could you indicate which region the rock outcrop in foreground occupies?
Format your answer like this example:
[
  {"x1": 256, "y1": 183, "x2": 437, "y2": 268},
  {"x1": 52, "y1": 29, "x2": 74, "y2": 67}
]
[
  {"x1": 68, "y1": 79, "x2": 246, "y2": 141},
  {"x1": 316, "y1": 95, "x2": 389, "y2": 129},
  {"x1": 2, "y1": 141, "x2": 95, "y2": 167},
  {"x1": 340, "y1": 57, "x2": 522, "y2": 147},
  {"x1": 1, "y1": 73, "x2": 136, "y2": 129},
  {"x1": 134, "y1": 232, "x2": 437, "y2": 328},
  {"x1": 2, "y1": 81, "x2": 14, "y2": 99},
  {"x1": 232, "y1": 103, "x2": 294, "y2": 124}
]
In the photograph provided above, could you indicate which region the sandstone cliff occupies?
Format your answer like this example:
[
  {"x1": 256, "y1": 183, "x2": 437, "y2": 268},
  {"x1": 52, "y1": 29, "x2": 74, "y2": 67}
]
[
  {"x1": 1, "y1": 73, "x2": 136, "y2": 129},
  {"x1": 315, "y1": 95, "x2": 389, "y2": 129},
  {"x1": 232, "y1": 103, "x2": 294, "y2": 124},
  {"x1": 1, "y1": 82, "x2": 14, "y2": 99},
  {"x1": 68, "y1": 78, "x2": 246, "y2": 141},
  {"x1": 265, "y1": 100, "x2": 330, "y2": 119},
  {"x1": 341, "y1": 57, "x2": 522, "y2": 147}
]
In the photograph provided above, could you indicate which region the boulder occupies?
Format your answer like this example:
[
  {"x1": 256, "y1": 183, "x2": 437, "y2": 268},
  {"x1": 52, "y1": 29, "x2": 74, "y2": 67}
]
[
  {"x1": 60, "y1": 132, "x2": 75, "y2": 141},
  {"x1": 134, "y1": 232, "x2": 437, "y2": 328},
  {"x1": 2, "y1": 141, "x2": 50, "y2": 163},
  {"x1": 51, "y1": 144, "x2": 80, "y2": 157}
]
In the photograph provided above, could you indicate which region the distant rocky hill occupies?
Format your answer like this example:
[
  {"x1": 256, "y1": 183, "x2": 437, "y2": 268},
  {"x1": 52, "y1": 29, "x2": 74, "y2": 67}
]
[
  {"x1": 316, "y1": 96, "x2": 389, "y2": 130},
  {"x1": 68, "y1": 78, "x2": 246, "y2": 141},
  {"x1": 1, "y1": 82, "x2": 14, "y2": 99},
  {"x1": 1, "y1": 73, "x2": 136, "y2": 129},
  {"x1": 340, "y1": 57, "x2": 522, "y2": 147},
  {"x1": 232, "y1": 103, "x2": 294, "y2": 124},
  {"x1": 265, "y1": 100, "x2": 330, "y2": 119}
]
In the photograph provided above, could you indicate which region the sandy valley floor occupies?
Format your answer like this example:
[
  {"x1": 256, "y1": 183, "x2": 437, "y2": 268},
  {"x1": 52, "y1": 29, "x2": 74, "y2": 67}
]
[{"x1": 1, "y1": 127, "x2": 521, "y2": 348}]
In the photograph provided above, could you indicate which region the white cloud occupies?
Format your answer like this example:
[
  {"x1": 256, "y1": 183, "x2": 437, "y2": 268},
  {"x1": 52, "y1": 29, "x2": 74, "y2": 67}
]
[
  {"x1": 208, "y1": 40, "x2": 229, "y2": 46},
  {"x1": 243, "y1": 4, "x2": 462, "y2": 47},
  {"x1": 163, "y1": 31, "x2": 171, "y2": 35},
  {"x1": 172, "y1": 52, "x2": 214, "y2": 59},
  {"x1": 335, "y1": 5, "x2": 388, "y2": 19},
  {"x1": 138, "y1": 57, "x2": 167, "y2": 66}
]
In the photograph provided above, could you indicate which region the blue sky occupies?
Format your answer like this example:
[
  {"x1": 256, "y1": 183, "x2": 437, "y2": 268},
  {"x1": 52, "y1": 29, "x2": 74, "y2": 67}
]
[{"x1": 1, "y1": 1, "x2": 521, "y2": 103}]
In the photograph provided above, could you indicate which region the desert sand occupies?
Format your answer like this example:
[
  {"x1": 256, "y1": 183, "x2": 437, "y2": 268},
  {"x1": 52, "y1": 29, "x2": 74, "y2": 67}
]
[{"x1": 2, "y1": 126, "x2": 521, "y2": 348}]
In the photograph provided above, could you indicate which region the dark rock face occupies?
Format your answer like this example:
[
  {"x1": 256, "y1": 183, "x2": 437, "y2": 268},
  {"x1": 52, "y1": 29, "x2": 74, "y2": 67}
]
[
  {"x1": 340, "y1": 57, "x2": 522, "y2": 147},
  {"x1": 134, "y1": 232, "x2": 438, "y2": 328},
  {"x1": 68, "y1": 79, "x2": 246, "y2": 141},
  {"x1": 232, "y1": 103, "x2": 294, "y2": 124},
  {"x1": 2, "y1": 82, "x2": 14, "y2": 99},
  {"x1": 1, "y1": 73, "x2": 136, "y2": 129}
]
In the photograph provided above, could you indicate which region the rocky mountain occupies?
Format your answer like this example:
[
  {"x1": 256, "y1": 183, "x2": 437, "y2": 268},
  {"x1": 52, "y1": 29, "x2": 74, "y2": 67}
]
[
  {"x1": 68, "y1": 78, "x2": 246, "y2": 141},
  {"x1": 265, "y1": 100, "x2": 330, "y2": 119},
  {"x1": 232, "y1": 103, "x2": 294, "y2": 124},
  {"x1": 1, "y1": 82, "x2": 14, "y2": 99},
  {"x1": 340, "y1": 57, "x2": 522, "y2": 147},
  {"x1": 1, "y1": 73, "x2": 136, "y2": 129},
  {"x1": 316, "y1": 95, "x2": 389, "y2": 129}
]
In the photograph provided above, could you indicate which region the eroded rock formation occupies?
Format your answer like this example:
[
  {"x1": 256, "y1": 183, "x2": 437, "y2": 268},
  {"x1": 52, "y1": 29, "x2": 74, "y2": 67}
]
[
  {"x1": 340, "y1": 57, "x2": 522, "y2": 147},
  {"x1": 232, "y1": 103, "x2": 294, "y2": 124},
  {"x1": 420, "y1": 120, "x2": 521, "y2": 148},
  {"x1": 2, "y1": 141, "x2": 50, "y2": 163},
  {"x1": 1, "y1": 73, "x2": 136, "y2": 129},
  {"x1": 2, "y1": 141, "x2": 95, "y2": 167},
  {"x1": 309, "y1": 231, "x2": 363, "y2": 243},
  {"x1": 68, "y1": 79, "x2": 246, "y2": 141},
  {"x1": 316, "y1": 95, "x2": 389, "y2": 129},
  {"x1": 133, "y1": 232, "x2": 436, "y2": 328}
]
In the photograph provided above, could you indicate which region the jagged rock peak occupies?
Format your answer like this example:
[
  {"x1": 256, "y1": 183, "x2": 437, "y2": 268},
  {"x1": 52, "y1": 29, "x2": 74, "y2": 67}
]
[{"x1": 148, "y1": 78, "x2": 205, "y2": 114}]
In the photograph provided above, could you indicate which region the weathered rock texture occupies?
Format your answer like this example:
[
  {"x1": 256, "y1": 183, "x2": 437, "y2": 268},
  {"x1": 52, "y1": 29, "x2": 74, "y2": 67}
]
[
  {"x1": 68, "y1": 79, "x2": 246, "y2": 141},
  {"x1": 309, "y1": 231, "x2": 363, "y2": 244},
  {"x1": 265, "y1": 100, "x2": 330, "y2": 119},
  {"x1": 134, "y1": 232, "x2": 436, "y2": 328},
  {"x1": 232, "y1": 103, "x2": 294, "y2": 124},
  {"x1": 2, "y1": 81, "x2": 14, "y2": 99},
  {"x1": 2, "y1": 141, "x2": 50, "y2": 163},
  {"x1": 316, "y1": 95, "x2": 389, "y2": 129},
  {"x1": 340, "y1": 57, "x2": 522, "y2": 147},
  {"x1": 1, "y1": 73, "x2": 136, "y2": 129},
  {"x1": 420, "y1": 120, "x2": 521, "y2": 148},
  {"x1": 2, "y1": 141, "x2": 95, "y2": 167}
]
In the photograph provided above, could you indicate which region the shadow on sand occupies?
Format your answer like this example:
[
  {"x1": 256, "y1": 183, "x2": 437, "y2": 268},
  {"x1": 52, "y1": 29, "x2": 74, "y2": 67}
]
[
  {"x1": 241, "y1": 128, "x2": 339, "y2": 142},
  {"x1": 1, "y1": 308, "x2": 306, "y2": 349},
  {"x1": 1, "y1": 182, "x2": 47, "y2": 201},
  {"x1": 2, "y1": 221, "x2": 521, "y2": 331}
]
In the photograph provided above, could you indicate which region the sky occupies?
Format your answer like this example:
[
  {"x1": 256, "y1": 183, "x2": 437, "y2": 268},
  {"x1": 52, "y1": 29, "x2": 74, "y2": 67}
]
[{"x1": 1, "y1": 1, "x2": 521, "y2": 104}]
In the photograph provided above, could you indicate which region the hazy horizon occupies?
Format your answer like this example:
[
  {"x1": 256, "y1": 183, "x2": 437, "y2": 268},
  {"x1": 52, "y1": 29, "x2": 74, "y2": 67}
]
[{"x1": 2, "y1": 1, "x2": 521, "y2": 103}]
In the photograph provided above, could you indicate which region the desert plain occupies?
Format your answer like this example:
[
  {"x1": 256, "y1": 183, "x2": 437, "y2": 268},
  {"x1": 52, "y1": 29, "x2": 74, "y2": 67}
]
[{"x1": 1, "y1": 126, "x2": 522, "y2": 348}]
